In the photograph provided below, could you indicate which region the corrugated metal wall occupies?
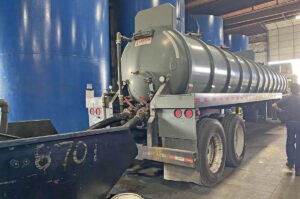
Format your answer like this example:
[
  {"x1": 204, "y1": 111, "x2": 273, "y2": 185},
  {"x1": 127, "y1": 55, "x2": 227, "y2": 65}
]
[{"x1": 267, "y1": 20, "x2": 300, "y2": 62}]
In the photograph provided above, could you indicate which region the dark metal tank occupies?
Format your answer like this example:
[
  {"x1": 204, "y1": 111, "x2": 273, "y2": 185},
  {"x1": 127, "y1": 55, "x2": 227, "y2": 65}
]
[
  {"x1": 121, "y1": 28, "x2": 287, "y2": 102},
  {"x1": 224, "y1": 34, "x2": 249, "y2": 52},
  {"x1": 185, "y1": 14, "x2": 224, "y2": 46}
]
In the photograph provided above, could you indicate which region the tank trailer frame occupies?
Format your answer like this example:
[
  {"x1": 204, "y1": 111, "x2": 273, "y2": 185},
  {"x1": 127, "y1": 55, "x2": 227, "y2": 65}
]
[{"x1": 86, "y1": 4, "x2": 283, "y2": 186}]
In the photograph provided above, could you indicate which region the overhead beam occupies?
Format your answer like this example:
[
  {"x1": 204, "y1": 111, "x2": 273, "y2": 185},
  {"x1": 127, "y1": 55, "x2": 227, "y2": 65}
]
[
  {"x1": 224, "y1": 24, "x2": 266, "y2": 36},
  {"x1": 224, "y1": 11, "x2": 300, "y2": 35},
  {"x1": 224, "y1": 1, "x2": 300, "y2": 28},
  {"x1": 185, "y1": 0, "x2": 217, "y2": 8},
  {"x1": 224, "y1": 13, "x2": 299, "y2": 35},
  {"x1": 225, "y1": 11, "x2": 300, "y2": 31},
  {"x1": 186, "y1": 0, "x2": 273, "y2": 15}
]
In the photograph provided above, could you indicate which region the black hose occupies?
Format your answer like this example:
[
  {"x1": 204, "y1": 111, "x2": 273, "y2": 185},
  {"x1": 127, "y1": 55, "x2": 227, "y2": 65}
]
[
  {"x1": 87, "y1": 113, "x2": 129, "y2": 130},
  {"x1": 123, "y1": 116, "x2": 140, "y2": 129}
]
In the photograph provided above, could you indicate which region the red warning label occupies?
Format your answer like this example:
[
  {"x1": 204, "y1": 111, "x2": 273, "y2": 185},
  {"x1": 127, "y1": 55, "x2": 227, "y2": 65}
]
[{"x1": 135, "y1": 37, "x2": 152, "y2": 47}]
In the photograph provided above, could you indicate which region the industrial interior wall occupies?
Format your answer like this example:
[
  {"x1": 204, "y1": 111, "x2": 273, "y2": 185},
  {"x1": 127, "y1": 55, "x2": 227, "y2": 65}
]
[
  {"x1": 268, "y1": 21, "x2": 300, "y2": 62},
  {"x1": 0, "y1": 0, "x2": 110, "y2": 133}
]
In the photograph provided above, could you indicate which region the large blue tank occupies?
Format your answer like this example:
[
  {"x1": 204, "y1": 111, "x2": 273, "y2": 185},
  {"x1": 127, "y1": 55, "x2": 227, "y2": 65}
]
[
  {"x1": 185, "y1": 15, "x2": 224, "y2": 46},
  {"x1": 113, "y1": 0, "x2": 185, "y2": 38},
  {"x1": 0, "y1": 0, "x2": 110, "y2": 133},
  {"x1": 224, "y1": 34, "x2": 249, "y2": 52}
]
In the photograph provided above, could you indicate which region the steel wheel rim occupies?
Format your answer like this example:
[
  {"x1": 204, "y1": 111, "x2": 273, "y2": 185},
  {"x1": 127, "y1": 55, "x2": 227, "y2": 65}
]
[
  {"x1": 234, "y1": 125, "x2": 245, "y2": 157},
  {"x1": 207, "y1": 134, "x2": 223, "y2": 173}
]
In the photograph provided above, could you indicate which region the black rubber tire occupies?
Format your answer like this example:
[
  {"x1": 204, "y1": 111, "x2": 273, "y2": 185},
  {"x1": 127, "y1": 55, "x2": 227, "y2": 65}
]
[
  {"x1": 197, "y1": 118, "x2": 226, "y2": 187},
  {"x1": 222, "y1": 114, "x2": 246, "y2": 167}
]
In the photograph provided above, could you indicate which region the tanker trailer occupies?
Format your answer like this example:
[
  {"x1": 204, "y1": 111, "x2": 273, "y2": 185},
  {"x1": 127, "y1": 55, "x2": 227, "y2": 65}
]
[{"x1": 86, "y1": 4, "x2": 287, "y2": 187}]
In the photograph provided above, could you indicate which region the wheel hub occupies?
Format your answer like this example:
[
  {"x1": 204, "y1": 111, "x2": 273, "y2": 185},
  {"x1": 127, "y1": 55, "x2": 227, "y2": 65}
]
[
  {"x1": 207, "y1": 134, "x2": 223, "y2": 173},
  {"x1": 234, "y1": 125, "x2": 245, "y2": 157}
]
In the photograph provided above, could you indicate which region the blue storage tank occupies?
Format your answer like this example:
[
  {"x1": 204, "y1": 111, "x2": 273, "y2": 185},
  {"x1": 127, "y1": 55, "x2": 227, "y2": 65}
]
[
  {"x1": 113, "y1": 0, "x2": 185, "y2": 38},
  {"x1": 224, "y1": 34, "x2": 249, "y2": 52},
  {"x1": 185, "y1": 15, "x2": 224, "y2": 46},
  {"x1": 0, "y1": 0, "x2": 110, "y2": 133}
]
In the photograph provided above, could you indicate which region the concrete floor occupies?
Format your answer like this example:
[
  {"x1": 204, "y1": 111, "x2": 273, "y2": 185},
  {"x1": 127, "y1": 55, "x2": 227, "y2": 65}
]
[{"x1": 110, "y1": 121, "x2": 300, "y2": 199}]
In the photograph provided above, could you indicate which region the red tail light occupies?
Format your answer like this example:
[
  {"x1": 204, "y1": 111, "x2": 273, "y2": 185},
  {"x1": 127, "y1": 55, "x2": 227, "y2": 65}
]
[
  {"x1": 174, "y1": 109, "x2": 182, "y2": 118},
  {"x1": 184, "y1": 109, "x2": 193, "y2": 118},
  {"x1": 90, "y1": 108, "x2": 95, "y2": 115},
  {"x1": 96, "y1": 108, "x2": 101, "y2": 115}
]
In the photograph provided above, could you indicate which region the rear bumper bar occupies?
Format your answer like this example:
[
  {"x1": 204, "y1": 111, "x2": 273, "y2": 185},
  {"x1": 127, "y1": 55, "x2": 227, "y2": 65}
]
[{"x1": 136, "y1": 144, "x2": 197, "y2": 168}]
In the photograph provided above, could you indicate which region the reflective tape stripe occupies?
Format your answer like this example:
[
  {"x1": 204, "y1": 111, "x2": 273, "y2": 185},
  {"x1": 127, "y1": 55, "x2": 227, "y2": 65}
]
[{"x1": 168, "y1": 155, "x2": 194, "y2": 164}]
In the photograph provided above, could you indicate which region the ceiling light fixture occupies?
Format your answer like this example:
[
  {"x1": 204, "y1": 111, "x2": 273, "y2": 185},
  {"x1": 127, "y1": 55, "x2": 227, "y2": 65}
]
[{"x1": 296, "y1": 15, "x2": 300, "y2": 20}]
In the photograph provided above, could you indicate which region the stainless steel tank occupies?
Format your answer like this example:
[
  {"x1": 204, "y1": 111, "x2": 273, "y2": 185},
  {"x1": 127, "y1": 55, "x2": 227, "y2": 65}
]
[{"x1": 121, "y1": 28, "x2": 287, "y2": 102}]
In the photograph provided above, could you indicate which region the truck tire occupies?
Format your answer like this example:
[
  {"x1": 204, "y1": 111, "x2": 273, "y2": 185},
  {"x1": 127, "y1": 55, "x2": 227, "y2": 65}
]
[
  {"x1": 222, "y1": 114, "x2": 245, "y2": 167},
  {"x1": 197, "y1": 118, "x2": 226, "y2": 187}
]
